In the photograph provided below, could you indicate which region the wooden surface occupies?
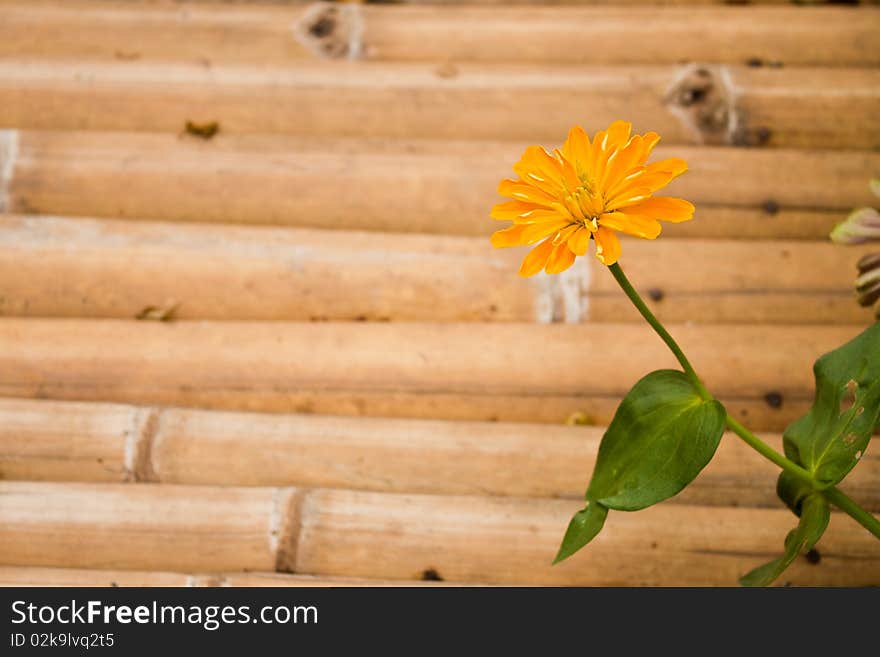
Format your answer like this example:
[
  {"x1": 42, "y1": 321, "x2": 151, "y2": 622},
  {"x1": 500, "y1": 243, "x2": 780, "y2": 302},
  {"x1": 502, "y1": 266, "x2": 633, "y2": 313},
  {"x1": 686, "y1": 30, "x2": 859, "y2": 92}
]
[
  {"x1": 2, "y1": 3, "x2": 877, "y2": 67},
  {"x1": 0, "y1": 215, "x2": 873, "y2": 324},
  {"x1": 2, "y1": 131, "x2": 876, "y2": 235},
  {"x1": 0, "y1": 60, "x2": 876, "y2": 148},
  {"x1": 0, "y1": 0, "x2": 878, "y2": 587},
  {"x1": 0, "y1": 319, "x2": 864, "y2": 431},
  {"x1": 0, "y1": 567, "x2": 461, "y2": 588},
  {"x1": 1, "y1": 398, "x2": 878, "y2": 510},
  {"x1": 1, "y1": 480, "x2": 877, "y2": 586}
]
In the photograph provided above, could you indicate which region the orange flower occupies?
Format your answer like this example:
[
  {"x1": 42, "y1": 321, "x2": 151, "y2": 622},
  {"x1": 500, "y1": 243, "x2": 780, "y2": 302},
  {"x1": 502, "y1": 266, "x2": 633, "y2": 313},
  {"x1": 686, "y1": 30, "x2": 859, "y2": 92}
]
[{"x1": 490, "y1": 121, "x2": 694, "y2": 275}]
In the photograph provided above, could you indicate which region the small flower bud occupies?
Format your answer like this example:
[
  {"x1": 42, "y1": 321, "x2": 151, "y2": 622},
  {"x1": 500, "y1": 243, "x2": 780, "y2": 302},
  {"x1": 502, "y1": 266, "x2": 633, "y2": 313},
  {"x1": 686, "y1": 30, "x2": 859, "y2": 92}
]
[
  {"x1": 830, "y1": 207, "x2": 880, "y2": 245},
  {"x1": 856, "y1": 256, "x2": 880, "y2": 308}
]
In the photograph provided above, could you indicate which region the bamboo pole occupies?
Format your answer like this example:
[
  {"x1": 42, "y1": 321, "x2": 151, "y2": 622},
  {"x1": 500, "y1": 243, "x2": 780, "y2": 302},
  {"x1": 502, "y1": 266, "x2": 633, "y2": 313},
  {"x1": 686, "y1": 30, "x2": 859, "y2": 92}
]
[
  {"x1": 0, "y1": 481, "x2": 293, "y2": 572},
  {"x1": 1, "y1": 131, "x2": 875, "y2": 238},
  {"x1": 0, "y1": 214, "x2": 873, "y2": 324},
  {"x1": 0, "y1": 60, "x2": 875, "y2": 148},
  {"x1": 356, "y1": 6, "x2": 880, "y2": 67},
  {"x1": 0, "y1": 567, "x2": 192, "y2": 587},
  {"x1": 1, "y1": 398, "x2": 877, "y2": 510},
  {"x1": 0, "y1": 319, "x2": 863, "y2": 431},
  {"x1": 0, "y1": 482, "x2": 877, "y2": 586},
  {"x1": 0, "y1": 566, "x2": 449, "y2": 588},
  {"x1": 1, "y1": 2, "x2": 876, "y2": 67}
]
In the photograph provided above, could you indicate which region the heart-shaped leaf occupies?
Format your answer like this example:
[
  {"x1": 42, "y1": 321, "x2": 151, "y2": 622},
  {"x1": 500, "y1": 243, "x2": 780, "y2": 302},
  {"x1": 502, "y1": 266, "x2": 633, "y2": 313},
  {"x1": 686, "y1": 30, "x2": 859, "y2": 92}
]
[
  {"x1": 783, "y1": 322, "x2": 880, "y2": 488},
  {"x1": 555, "y1": 369, "x2": 726, "y2": 563},
  {"x1": 587, "y1": 370, "x2": 726, "y2": 511},
  {"x1": 740, "y1": 493, "x2": 830, "y2": 587}
]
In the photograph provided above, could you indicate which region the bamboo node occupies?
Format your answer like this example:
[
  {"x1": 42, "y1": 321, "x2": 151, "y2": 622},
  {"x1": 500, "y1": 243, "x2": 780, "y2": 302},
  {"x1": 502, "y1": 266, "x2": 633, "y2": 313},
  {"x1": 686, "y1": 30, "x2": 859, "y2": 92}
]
[
  {"x1": 665, "y1": 65, "x2": 740, "y2": 146},
  {"x1": 123, "y1": 407, "x2": 161, "y2": 483},
  {"x1": 270, "y1": 488, "x2": 309, "y2": 574},
  {"x1": 534, "y1": 257, "x2": 590, "y2": 324},
  {"x1": 0, "y1": 129, "x2": 18, "y2": 213},
  {"x1": 294, "y1": 2, "x2": 363, "y2": 61}
]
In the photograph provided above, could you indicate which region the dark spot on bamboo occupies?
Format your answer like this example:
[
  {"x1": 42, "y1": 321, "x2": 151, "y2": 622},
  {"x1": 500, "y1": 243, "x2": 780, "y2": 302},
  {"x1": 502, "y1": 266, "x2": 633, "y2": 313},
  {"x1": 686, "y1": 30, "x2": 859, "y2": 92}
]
[
  {"x1": 753, "y1": 127, "x2": 772, "y2": 146},
  {"x1": 762, "y1": 200, "x2": 780, "y2": 215},
  {"x1": 136, "y1": 303, "x2": 178, "y2": 322},
  {"x1": 421, "y1": 568, "x2": 444, "y2": 581},
  {"x1": 764, "y1": 392, "x2": 784, "y2": 409},
  {"x1": 647, "y1": 288, "x2": 664, "y2": 302},
  {"x1": 308, "y1": 15, "x2": 336, "y2": 39},
  {"x1": 806, "y1": 549, "x2": 821, "y2": 565},
  {"x1": 184, "y1": 121, "x2": 220, "y2": 140},
  {"x1": 747, "y1": 58, "x2": 783, "y2": 68}
]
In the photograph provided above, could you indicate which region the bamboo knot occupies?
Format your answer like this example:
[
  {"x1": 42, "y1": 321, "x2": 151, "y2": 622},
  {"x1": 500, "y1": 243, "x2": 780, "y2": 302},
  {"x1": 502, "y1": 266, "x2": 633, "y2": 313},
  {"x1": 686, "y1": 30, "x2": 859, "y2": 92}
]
[
  {"x1": 0, "y1": 129, "x2": 18, "y2": 212},
  {"x1": 294, "y1": 2, "x2": 363, "y2": 60},
  {"x1": 665, "y1": 64, "x2": 742, "y2": 146}
]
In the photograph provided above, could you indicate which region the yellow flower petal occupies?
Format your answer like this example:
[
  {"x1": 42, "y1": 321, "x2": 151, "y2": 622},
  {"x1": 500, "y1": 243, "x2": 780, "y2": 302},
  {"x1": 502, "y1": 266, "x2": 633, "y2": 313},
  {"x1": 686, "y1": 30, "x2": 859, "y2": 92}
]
[
  {"x1": 646, "y1": 157, "x2": 688, "y2": 178},
  {"x1": 492, "y1": 201, "x2": 567, "y2": 224},
  {"x1": 555, "y1": 149, "x2": 583, "y2": 192},
  {"x1": 491, "y1": 200, "x2": 538, "y2": 221},
  {"x1": 637, "y1": 132, "x2": 661, "y2": 164},
  {"x1": 498, "y1": 178, "x2": 558, "y2": 206},
  {"x1": 599, "y1": 212, "x2": 662, "y2": 240},
  {"x1": 512, "y1": 146, "x2": 565, "y2": 197},
  {"x1": 545, "y1": 241, "x2": 577, "y2": 274},
  {"x1": 594, "y1": 226, "x2": 621, "y2": 266},
  {"x1": 561, "y1": 125, "x2": 591, "y2": 176},
  {"x1": 604, "y1": 170, "x2": 680, "y2": 210},
  {"x1": 567, "y1": 227, "x2": 591, "y2": 256},
  {"x1": 600, "y1": 134, "x2": 645, "y2": 191},
  {"x1": 519, "y1": 237, "x2": 556, "y2": 277},
  {"x1": 490, "y1": 219, "x2": 570, "y2": 248},
  {"x1": 604, "y1": 121, "x2": 633, "y2": 151},
  {"x1": 620, "y1": 197, "x2": 695, "y2": 223}
]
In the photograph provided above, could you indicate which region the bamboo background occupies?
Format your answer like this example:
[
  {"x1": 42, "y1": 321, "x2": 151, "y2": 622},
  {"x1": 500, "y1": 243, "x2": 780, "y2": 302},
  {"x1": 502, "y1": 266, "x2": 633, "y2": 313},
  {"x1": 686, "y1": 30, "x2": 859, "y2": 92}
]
[{"x1": 0, "y1": 0, "x2": 878, "y2": 587}]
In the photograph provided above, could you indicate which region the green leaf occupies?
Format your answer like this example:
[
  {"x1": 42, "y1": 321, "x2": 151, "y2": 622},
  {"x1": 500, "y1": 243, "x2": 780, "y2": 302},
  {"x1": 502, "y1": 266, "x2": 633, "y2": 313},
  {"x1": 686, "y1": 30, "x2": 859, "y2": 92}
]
[
  {"x1": 586, "y1": 370, "x2": 727, "y2": 511},
  {"x1": 782, "y1": 322, "x2": 880, "y2": 487},
  {"x1": 776, "y1": 470, "x2": 812, "y2": 515},
  {"x1": 740, "y1": 493, "x2": 830, "y2": 587},
  {"x1": 554, "y1": 370, "x2": 727, "y2": 565},
  {"x1": 553, "y1": 503, "x2": 608, "y2": 564}
]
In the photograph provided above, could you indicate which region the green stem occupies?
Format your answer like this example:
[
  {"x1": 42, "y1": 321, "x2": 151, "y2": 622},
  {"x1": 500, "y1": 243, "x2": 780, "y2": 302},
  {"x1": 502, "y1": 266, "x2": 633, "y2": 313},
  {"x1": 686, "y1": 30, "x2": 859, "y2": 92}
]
[
  {"x1": 608, "y1": 263, "x2": 711, "y2": 400},
  {"x1": 608, "y1": 261, "x2": 880, "y2": 540},
  {"x1": 724, "y1": 414, "x2": 815, "y2": 485},
  {"x1": 823, "y1": 487, "x2": 880, "y2": 538}
]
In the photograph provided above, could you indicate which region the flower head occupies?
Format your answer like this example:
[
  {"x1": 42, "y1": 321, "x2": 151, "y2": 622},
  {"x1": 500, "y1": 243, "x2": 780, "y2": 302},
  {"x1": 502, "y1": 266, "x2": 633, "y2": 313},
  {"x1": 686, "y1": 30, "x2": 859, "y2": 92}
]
[{"x1": 490, "y1": 121, "x2": 695, "y2": 275}]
